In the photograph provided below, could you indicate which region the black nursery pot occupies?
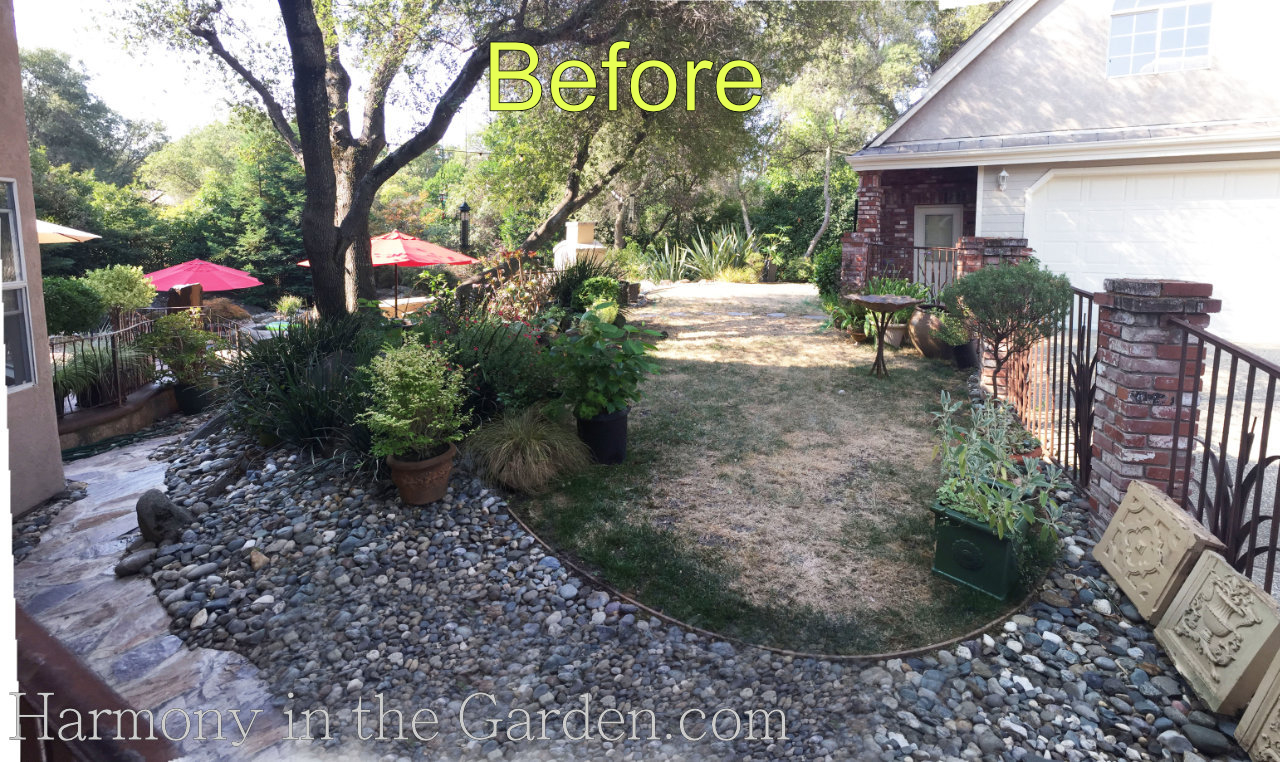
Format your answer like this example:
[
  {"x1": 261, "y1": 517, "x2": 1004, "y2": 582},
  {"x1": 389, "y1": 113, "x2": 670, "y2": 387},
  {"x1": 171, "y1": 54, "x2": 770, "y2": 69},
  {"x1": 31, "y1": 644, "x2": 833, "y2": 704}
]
[
  {"x1": 174, "y1": 383, "x2": 214, "y2": 415},
  {"x1": 576, "y1": 407, "x2": 629, "y2": 465},
  {"x1": 953, "y1": 340, "x2": 980, "y2": 370}
]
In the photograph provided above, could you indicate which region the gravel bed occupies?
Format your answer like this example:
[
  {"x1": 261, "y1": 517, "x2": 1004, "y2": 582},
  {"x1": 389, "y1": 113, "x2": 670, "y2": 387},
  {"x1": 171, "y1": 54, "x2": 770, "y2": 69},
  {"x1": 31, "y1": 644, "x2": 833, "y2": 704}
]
[
  {"x1": 118, "y1": 431, "x2": 1251, "y2": 761},
  {"x1": 13, "y1": 480, "x2": 88, "y2": 563}
]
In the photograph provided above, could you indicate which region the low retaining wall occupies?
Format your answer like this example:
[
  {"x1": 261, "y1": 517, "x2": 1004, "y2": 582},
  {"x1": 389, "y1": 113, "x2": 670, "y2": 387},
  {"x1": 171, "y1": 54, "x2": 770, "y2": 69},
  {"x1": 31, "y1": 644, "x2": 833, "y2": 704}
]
[{"x1": 57, "y1": 383, "x2": 178, "y2": 451}]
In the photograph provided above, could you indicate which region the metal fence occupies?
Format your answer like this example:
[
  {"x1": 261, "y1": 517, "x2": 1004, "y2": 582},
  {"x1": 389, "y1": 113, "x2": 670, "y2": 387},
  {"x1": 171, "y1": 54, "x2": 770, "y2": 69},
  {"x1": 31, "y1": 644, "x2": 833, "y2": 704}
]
[
  {"x1": 866, "y1": 244, "x2": 961, "y2": 300},
  {"x1": 1167, "y1": 317, "x2": 1280, "y2": 593},
  {"x1": 50, "y1": 308, "x2": 248, "y2": 416},
  {"x1": 1005, "y1": 287, "x2": 1099, "y2": 483}
]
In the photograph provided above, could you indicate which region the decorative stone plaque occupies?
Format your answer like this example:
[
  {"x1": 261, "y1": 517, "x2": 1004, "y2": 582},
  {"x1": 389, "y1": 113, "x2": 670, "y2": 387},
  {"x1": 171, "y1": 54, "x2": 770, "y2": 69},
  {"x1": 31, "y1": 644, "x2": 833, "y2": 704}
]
[
  {"x1": 1155, "y1": 551, "x2": 1280, "y2": 714},
  {"x1": 1237, "y1": 651, "x2": 1280, "y2": 758},
  {"x1": 1095, "y1": 480, "x2": 1225, "y2": 624}
]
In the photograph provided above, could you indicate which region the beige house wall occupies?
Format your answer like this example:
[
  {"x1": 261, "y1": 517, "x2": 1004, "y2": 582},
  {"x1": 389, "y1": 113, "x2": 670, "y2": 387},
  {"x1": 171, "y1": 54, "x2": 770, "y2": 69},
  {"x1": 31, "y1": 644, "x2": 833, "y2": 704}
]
[
  {"x1": 891, "y1": 0, "x2": 1280, "y2": 145},
  {"x1": 3, "y1": 0, "x2": 66, "y2": 514}
]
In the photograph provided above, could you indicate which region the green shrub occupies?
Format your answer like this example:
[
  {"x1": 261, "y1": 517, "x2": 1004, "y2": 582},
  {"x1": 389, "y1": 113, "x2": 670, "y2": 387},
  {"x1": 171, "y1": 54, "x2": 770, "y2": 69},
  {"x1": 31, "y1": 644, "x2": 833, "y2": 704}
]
[
  {"x1": 136, "y1": 310, "x2": 224, "y2": 388},
  {"x1": 415, "y1": 310, "x2": 557, "y2": 418},
  {"x1": 80, "y1": 264, "x2": 156, "y2": 313},
  {"x1": 43, "y1": 277, "x2": 104, "y2": 335},
  {"x1": 551, "y1": 308, "x2": 660, "y2": 419},
  {"x1": 222, "y1": 312, "x2": 385, "y2": 450},
  {"x1": 548, "y1": 258, "x2": 624, "y2": 312},
  {"x1": 934, "y1": 311, "x2": 970, "y2": 346},
  {"x1": 357, "y1": 338, "x2": 472, "y2": 461},
  {"x1": 943, "y1": 260, "x2": 1072, "y2": 398},
  {"x1": 611, "y1": 242, "x2": 650, "y2": 281},
  {"x1": 812, "y1": 243, "x2": 843, "y2": 299},
  {"x1": 573, "y1": 276, "x2": 621, "y2": 312},
  {"x1": 637, "y1": 239, "x2": 689, "y2": 282},
  {"x1": 466, "y1": 405, "x2": 591, "y2": 493},
  {"x1": 719, "y1": 266, "x2": 757, "y2": 283},
  {"x1": 684, "y1": 225, "x2": 758, "y2": 280},
  {"x1": 275, "y1": 294, "x2": 305, "y2": 317}
]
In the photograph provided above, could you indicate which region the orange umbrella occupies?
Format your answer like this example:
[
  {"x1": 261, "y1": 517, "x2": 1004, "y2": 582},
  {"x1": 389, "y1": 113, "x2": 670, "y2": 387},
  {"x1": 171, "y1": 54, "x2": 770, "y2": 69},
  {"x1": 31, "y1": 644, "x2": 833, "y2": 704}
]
[{"x1": 299, "y1": 231, "x2": 476, "y2": 315}]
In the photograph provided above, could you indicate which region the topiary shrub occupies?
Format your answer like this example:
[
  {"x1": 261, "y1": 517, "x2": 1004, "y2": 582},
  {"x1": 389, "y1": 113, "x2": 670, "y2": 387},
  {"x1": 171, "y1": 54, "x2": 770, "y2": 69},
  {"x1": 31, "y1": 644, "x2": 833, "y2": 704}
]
[
  {"x1": 43, "y1": 277, "x2": 104, "y2": 335},
  {"x1": 943, "y1": 259, "x2": 1072, "y2": 398}
]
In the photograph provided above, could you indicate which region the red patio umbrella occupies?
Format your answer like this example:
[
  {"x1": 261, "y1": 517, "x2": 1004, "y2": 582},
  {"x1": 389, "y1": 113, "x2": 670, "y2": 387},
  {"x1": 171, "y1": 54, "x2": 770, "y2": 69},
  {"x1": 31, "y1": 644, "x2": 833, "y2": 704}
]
[
  {"x1": 299, "y1": 230, "x2": 477, "y2": 316},
  {"x1": 145, "y1": 259, "x2": 264, "y2": 292}
]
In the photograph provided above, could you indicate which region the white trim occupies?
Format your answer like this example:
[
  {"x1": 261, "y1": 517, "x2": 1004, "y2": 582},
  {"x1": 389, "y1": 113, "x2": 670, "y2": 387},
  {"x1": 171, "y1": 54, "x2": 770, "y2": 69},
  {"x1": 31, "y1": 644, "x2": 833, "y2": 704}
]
[
  {"x1": 846, "y1": 131, "x2": 1280, "y2": 171},
  {"x1": 870, "y1": 0, "x2": 1041, "y2": 148},
  {"x1": 913, "y1": 205, "x2": 965, "y2": 248},
  {"x1": 1023, "y1": 157, "x2": 1280, "y2": 199},
  {"x1": 974, "y1": 166, "x2": 985, "y2": 236},
  {"x1": 1, "y1": 176, "x2": 38, "y2": 391}
]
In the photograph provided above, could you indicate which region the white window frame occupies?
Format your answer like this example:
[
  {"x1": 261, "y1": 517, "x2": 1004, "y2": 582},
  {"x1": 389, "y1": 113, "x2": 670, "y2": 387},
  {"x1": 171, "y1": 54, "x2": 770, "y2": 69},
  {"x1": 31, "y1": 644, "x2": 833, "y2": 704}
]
[
  {"x1": 1107, "y1": 0, "x2": 1213, "y2": 78},
  {"x1": 2, "y1": 177, "x2": 37, "y2": 393},
  {"x1": 914, "y1": 205, "x2": 964, "y2": 249}
]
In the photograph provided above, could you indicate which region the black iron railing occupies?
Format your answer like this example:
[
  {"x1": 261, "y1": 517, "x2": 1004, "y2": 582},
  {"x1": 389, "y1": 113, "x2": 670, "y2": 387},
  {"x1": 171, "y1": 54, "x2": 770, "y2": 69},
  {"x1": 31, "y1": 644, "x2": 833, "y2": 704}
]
[
  {"x1": 1006, "y1": 287, "x2": 1099, "y2": 483},
  {"x1": 1168, "y1": 317, "x2": 1280, "y2": 592}
]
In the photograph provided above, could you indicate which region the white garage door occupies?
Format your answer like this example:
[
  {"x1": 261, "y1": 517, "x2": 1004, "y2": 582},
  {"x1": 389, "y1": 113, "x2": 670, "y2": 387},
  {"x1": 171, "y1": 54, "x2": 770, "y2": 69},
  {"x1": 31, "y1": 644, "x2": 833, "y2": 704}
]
[{"x1": 1025, "y1": 161, "x2": 1280, "y2": 343}]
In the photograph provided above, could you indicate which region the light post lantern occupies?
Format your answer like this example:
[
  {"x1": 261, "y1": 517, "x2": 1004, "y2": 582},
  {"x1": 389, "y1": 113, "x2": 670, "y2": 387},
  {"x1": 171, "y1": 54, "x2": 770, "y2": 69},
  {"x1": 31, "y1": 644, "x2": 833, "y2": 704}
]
[{"x1": 458, "y1": 201, "x2": 471, "y2": 251}]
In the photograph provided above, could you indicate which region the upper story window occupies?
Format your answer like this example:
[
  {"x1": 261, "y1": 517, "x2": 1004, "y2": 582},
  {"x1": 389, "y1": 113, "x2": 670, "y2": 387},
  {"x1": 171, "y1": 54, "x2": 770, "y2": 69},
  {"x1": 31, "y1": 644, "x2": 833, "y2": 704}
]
[
  {"x1": 1108, "y1": 0, "x2": 1212, "y2": 77},
  {"x1": 2, "y1": 180, "x2": 36, "y2": 389}
]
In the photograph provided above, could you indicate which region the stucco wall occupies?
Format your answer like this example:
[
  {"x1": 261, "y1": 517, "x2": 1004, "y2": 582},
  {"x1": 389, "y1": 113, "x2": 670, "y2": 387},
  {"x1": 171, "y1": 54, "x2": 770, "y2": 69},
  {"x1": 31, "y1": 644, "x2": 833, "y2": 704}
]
[
  {"x1": 891, "y1": 0, "x2": 1280, "y2": 144},
  {"x1": 3, "y1": 0, "x2": 66, "y2": 513}
]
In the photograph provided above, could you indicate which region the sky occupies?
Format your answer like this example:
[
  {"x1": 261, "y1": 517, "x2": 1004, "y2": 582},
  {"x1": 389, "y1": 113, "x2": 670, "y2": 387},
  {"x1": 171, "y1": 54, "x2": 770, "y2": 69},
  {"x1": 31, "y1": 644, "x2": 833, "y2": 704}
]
[{"x1": 11, "y1": 0, "x2": 491, "y2": 146}]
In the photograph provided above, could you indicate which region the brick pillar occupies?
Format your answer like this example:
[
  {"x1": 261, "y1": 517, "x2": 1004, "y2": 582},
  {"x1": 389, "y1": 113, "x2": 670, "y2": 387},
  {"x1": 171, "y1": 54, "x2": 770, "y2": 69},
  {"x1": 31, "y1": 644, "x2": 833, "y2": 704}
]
[
  {"x1": 840, "y1": 231, "x2": 871, "y2": 293},
  {"x1": 855, "y1": 171, "x2": 883, "y2": 238},
  {"x1": 1088, "y1": 279, "x2": 1221, "y2": 518}
]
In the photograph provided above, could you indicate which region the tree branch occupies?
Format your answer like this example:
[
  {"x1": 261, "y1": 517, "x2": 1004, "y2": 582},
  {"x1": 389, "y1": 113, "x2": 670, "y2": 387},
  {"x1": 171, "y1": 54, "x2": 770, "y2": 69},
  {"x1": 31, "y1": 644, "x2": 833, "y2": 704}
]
[{"x1": 187, "y1": 16, "x2": 302, "y2": 162}]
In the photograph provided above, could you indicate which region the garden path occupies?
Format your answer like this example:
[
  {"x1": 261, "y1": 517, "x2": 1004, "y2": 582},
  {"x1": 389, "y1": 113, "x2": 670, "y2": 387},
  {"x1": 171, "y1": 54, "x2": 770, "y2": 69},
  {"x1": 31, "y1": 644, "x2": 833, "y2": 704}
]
[{"x1": 13, "y1": 436, "x2": 359, "y2": 761}]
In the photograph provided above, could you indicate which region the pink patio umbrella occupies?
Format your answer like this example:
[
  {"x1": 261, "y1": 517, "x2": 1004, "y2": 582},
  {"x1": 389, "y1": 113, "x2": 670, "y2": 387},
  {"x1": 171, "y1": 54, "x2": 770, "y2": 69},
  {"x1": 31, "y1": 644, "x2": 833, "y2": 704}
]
[
  {"x1": 299, "y1": 230, "x2": 477, "y2": 315},
  {"x1": 145, "y1": 259, "x2": 264, "y2": 292}
]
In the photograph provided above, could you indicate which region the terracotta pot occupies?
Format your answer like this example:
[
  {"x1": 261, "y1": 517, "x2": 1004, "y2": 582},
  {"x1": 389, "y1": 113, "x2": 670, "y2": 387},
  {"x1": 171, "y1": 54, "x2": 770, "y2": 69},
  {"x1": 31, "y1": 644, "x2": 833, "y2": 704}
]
[
  {"x1": 909, "y1": 307, "x2": 949, "y2": 359},
  {"x1": 387, "y1": 443, "x2": 457, "y2": 505},
  {"x1": 883, "y1": 323, "x2": 909, "y2": 349},
  {"x1": 1011, "y1": 446, "x2": 1044, "y2": 465}
]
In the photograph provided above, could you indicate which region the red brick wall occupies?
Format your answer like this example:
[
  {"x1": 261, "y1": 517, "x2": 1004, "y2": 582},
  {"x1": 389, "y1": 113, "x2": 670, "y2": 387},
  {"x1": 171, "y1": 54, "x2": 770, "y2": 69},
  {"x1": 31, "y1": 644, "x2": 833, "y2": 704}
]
[{"x1": 873, "y1": 167, "x2": 977, "y2": 247}]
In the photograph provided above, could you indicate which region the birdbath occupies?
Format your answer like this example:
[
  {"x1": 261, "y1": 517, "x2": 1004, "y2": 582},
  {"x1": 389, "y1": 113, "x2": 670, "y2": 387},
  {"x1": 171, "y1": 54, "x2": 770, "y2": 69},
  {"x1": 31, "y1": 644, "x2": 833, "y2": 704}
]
[{"x1": 845, "y1": 294, "x2": 923, "y2": 377}]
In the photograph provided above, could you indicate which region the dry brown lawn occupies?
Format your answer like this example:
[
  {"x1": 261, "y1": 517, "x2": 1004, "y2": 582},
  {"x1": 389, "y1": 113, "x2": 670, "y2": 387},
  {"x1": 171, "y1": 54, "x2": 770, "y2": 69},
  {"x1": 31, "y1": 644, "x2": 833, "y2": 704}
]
[{"x1": 628, "y1": 282, "x2": 967, "y2": 620}]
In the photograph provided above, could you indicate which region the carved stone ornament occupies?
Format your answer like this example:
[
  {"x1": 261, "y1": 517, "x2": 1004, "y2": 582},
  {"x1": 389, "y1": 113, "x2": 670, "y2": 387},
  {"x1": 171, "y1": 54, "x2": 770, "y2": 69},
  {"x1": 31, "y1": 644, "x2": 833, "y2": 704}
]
[
  {"x1": 1096, "y1": 480, "x2": 1224, "y2": 624},
  {"x1": 1155, "y1": 551, "x2": 1280, "y2": 714},
  {"x1": 1237, "y1": 651, "x2": 1280, "y2": 759}
]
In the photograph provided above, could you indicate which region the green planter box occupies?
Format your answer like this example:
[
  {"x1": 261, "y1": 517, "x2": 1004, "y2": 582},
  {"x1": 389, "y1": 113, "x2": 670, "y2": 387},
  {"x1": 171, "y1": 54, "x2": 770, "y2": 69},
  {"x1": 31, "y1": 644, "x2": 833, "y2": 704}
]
[{"x1": 931, "y1": 503, "x2": 1024, "y2": 600}]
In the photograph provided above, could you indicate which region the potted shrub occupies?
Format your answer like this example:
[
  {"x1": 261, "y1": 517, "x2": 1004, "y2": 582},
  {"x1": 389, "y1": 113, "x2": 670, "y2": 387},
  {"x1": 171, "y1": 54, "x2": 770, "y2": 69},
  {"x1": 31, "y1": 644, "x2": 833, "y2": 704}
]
[
  {"x1": 551, "y1": 305, "x2": 660, "y2": 464},
  {"x1": 935, "y1": 312, "x2": 978, "y2": 369},
  {"x1": 138, "y1": 310, "x2": 225, "y2": 414},
  {"x1": 942, "y1": 260, "x2": 1072, "y2": 398},
  {"x1": 357, "y1": 338, "x2": 471, "y2": 505},
  {"x1": 931, "y1": 392, "x2": 1066, "y2": 599}
]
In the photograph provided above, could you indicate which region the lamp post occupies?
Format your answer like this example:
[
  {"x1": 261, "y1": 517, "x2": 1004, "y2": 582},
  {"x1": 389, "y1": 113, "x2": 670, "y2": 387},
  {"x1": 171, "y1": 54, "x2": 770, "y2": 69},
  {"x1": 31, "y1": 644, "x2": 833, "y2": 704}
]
[
  {"x1": 437, "y1": 191, "x2": 447, "y2": 211},
  {"x1": 458, "y1": 201, "x2": 471, "y2": 251}
]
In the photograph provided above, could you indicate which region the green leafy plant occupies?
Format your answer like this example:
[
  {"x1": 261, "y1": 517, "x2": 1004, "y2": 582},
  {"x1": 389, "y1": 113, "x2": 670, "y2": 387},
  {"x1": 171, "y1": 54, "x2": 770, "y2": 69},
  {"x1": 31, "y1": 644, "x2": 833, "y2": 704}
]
[
  {"x1": 548, "y1": 258, "x2": 625, "y2": 313},
  {"x1": 137, "y1": 310, "x2": 225, "y2": 387},
  {"x1": 812, "y1": 243, "x2": 843, "y2": 299},
  {"x1": 275, "y1": 294, "x2": 305, "y2": 317},
  {"x1": 551, "y1": 307, "x2": 660, "y2": 420},
  {"x1": 223, "y1": 312, "x2": 385, "y2": 450},
  {"x1": 934, "y1": 311, "x2": 971, "y2": 346},
  {"x1": 356, "y1": 338, "x2": 472, "y2": 461},
  {"x1": 684, "y1": 225, "x2": 759, "y2": 281},
  {"x1": 52, "y1": 340, "x2": 152, "y2": 410},
  {"x1": 819, "y1": 297, "x2": 867, "y2": 337},
  {"x1": 466, "y1": 404, "x2": 591, "y2": 494},
  {"x1": 573, "y1": 276, "x2": 621, "y2": 316},
  {"x1": 80, "y1": 265, "x2": 156, "y2": 314},
  {"x1": 43, "y1": 277, "x2": 104, "y2": 335},
  {"x1": 942, "y1": 260, "x2": 1072, "y2": 398},
  {"x1": 865, "y1": 276, "x2": 932, "y2": 324},
  {"x1": 719, "y1": 265, "x2": 757, "y2": 284}
]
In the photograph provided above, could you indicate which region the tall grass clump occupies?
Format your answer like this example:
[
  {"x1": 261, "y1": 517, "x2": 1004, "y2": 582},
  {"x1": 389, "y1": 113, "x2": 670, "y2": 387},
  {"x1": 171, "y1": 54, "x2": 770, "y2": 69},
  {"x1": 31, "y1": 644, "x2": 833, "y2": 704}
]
[{"x1": 466, "y1": 405, "x2": 591, "y2": 493}]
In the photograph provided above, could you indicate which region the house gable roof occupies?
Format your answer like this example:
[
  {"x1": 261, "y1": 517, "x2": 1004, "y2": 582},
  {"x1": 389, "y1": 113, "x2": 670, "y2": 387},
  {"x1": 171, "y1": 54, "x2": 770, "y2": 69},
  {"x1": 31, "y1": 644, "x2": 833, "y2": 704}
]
[{"x1": 868, "y1": 0, "x2": 1040, "y2": 149}]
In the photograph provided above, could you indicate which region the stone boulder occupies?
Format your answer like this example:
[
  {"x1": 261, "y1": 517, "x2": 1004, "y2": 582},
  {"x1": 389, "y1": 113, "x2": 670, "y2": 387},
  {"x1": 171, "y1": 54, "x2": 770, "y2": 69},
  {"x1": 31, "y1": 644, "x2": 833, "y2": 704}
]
[{"x1": 136, "y1": 489, "x2": 195, "y2": 544}]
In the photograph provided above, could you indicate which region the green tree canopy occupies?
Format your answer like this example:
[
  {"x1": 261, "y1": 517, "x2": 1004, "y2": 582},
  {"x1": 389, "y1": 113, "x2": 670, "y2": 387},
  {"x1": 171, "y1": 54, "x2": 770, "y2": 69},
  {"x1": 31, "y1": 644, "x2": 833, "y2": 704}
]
[{"x1": 20, "y1": 48, "x2": 167, "y2": 185}]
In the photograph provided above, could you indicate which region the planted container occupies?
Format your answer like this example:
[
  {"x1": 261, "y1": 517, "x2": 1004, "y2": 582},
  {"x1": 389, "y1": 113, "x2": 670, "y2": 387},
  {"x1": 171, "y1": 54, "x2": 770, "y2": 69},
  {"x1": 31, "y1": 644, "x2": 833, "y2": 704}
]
[
  {"x1": 909, "y1": 307, "x2": 949, "y2": 359},
  {"x1": 387, "y1": 443, "x2": 457, "y2": 505},
  {"x1": 931, "y1": 504, "x2": 1024, "y2": 600},
  {"x1": 174, "y1": 382, "x2": 215, "y2": 414},
  {"x1": 576, "y1": 407, "x2": 629, "y2": 465},
  {"x1": 953, "y1": 339, "x2": 980, "y2": 370},
  {"x1": 882, "y1": 324, "x2": 909, "y2": 348}
]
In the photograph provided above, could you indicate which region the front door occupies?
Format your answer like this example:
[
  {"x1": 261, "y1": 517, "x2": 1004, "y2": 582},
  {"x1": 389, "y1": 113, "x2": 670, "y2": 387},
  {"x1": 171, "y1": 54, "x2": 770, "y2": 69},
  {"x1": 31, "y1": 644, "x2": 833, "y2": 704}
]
[{"x1": 914, "y1": 205, "x2": 963, "y2": 249}]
